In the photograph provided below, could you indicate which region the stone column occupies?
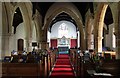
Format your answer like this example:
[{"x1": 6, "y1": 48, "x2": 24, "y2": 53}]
[
  {"x1": 40, "y1": 29, "x2": 48, "y2": 49},
  {"x1": 0, "y1": 2, "x2": 2, "y2": 60},
  {"x1": 80, "y1": 33, "x2": 85, "y2": 52},
  {"x1": 94, "y1": 3, "x2": 108, "y2": 53},
  {"x1": 88, "y1": 34, "x2": 94, "y2": 50},
  {"x1": 97, "y1": 36, "x2": 103, "y2": 53},
  {"x1": 94, "y1": 33, "x2": 103, "y2": 53},
  {"x1": 116, "y1": 2, "x2": 120, "y2": 59},
  {"x1": 86, "y1": 32, "x2": 89, "y2": 50},
  {"x1": 1, "y1": 34, "x2": 11, "y2": 59},
  {"x1": 25, "y1": 38, "x2": 32, "y2": 52},
  {"x1": 0, "y1": 35, "x2": 2, "y2": 59}
]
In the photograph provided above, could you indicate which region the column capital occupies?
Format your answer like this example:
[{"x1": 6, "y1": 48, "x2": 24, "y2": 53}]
[
  {"x1": 97, "y1": 36, "x2": 103, "y2": 40},
  {"x1": 0, "y1": 33, "x2": 13, "y2": 36}
]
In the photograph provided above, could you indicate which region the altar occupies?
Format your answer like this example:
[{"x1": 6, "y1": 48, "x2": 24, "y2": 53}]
[
  {"x1": 57, "y1": 36, "x2": 70, "y2": 52},
  {"x1": 57, "y1": 36, "x2": 70, "y2": 47}
]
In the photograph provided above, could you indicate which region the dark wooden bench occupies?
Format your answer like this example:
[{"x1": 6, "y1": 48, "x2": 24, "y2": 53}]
[
  {"x1": 2, "y1": 63, "x2": 40, "y2": 77},
  {"x1": 99, "y1": 59, "x2": 120, "y2": 76},
  {"x1": 2, "y1": 50, "x2": 57, "y2": 78}
]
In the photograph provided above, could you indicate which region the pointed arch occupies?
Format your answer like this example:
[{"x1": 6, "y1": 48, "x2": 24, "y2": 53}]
[
  {"x1": 94, "y1": 3, "x2": 109, "y2": 53},
  {"x1": 17, "y1": 2, "x2": 32, "y2": 40},
  {"x1": 43, "y1": 2, "x2": 86, "y2": 50},
  {"x1": 33, "y1": 10, "x2": 42, "y2": 42}
]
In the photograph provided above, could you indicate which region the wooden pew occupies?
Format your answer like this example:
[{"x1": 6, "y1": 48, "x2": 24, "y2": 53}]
[
  {"x1": 2, "y1": 63, "x2": 40, "y2": 77},
  {"x1": 99, "y1": 59, "x2": 120, "y2": 77},
  {"x1": 69, "y1": 49, "x2": 79, "y2": 76}
]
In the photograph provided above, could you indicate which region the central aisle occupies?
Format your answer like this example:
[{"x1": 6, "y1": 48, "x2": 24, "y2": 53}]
[{"x1": 49, "y1": 53, "x2": 76, "y2": 78}]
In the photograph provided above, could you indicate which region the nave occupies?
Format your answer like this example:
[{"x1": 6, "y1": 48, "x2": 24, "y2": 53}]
[
  {"x1": 1, "y1": 2, "x2": 120, "y2": 78},
  {"x1": 2, "y1": 48, "x2": 120, "y2": 78}
]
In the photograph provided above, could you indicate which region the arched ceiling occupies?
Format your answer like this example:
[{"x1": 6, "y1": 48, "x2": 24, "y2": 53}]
[
  {"x1": 32, "y1": 2, "x2": 94, "y2": 25},
  {"x1": 12, "y1": 2, "x2": 113, "y2": 31}
]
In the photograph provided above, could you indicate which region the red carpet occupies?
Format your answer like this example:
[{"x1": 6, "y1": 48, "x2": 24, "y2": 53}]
[{"x1": 49, "y1": 54, "x2": 76, "y2": 78}]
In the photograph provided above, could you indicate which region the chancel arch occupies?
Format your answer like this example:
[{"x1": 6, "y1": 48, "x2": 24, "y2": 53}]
[{"x1": 42, "y1": 2, "x2": 85, "y2": 51}]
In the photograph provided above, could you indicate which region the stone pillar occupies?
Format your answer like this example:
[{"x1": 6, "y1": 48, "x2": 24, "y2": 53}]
[
  {"x1": 116, "y1": 39, "x2": 120, "y2": 59},
  {"x1": 9, "y1": 34, "x2": 15, "y2": 52},
  {"x1": 0, "y1": 2, "x2": 2, "y2": 60},
  {"x1": 1, "y1": 34, "x2": 11, "y2": 59},
  {"x1": 40, "y1": 29, "x2": 48, "y2": 49},
  {"x1": 25, "y1": 38, "x2": 32, "y2": 52},
  {"x1": 116, "y1": 2, "x2": 120, "y2": 59},
  {"x1": 88, "y1": 34, "x2": 94, "y2": 50},
  {"x1": 80, "y1": 33, "x2": 85, "y2": 52},
  {"x1": 94, "y1": 33, "x2": 103, "y2": 53},
  {"x1": 0, "y1": 35, "x2": 2, "y2": 59},
  {"x1": 86, "y1": 32, "x2": 88, "y2": 50},
  {"x1": 94, "y1": 3, "x2": 108, "y2": 53},
  {"x1": 97, "y1": 36, "x2": 103, "y2": 53}
]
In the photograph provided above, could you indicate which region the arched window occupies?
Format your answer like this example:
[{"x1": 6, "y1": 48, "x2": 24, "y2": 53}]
[{"x1": 58, "y1": 23, "x2": 68, "y2": 38}]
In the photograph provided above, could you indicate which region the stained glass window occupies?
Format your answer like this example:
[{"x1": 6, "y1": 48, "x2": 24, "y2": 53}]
[{"x1": 58, "y1": 23, "x2": 68, "y2": 38}]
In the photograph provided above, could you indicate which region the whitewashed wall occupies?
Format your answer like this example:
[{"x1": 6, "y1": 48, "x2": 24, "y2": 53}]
[
  {"x1": 10, "y1": 23, "x2": 26, "y2": 51},
  {"x1": 10, "y1": 23, "x2": 26, "y2": 52},
  {"x1": 51, "y1": 21, "x2": 77, "y2": 39},
  {"x1": 9, "y1": 21, "x2": 37, "y2": 52},
  {"x1": 105, "y1": 23, "x2": 116, "y2": 50}
]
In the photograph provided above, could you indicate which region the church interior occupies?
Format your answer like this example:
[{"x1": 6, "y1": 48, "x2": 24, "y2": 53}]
[{"x1": 0, "y1": 1, "x2": 120, "y2": 78}]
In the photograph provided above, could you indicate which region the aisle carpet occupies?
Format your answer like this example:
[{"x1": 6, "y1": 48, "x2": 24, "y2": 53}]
[{"x1": 49, "y1": 52, "x2": 76, "y2": 78}]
